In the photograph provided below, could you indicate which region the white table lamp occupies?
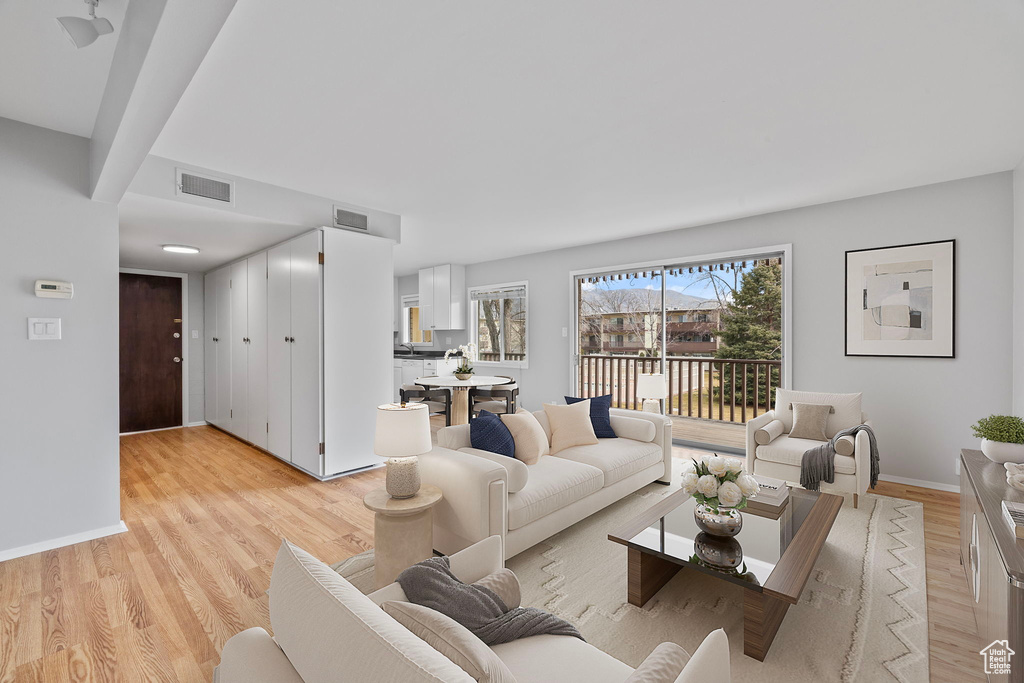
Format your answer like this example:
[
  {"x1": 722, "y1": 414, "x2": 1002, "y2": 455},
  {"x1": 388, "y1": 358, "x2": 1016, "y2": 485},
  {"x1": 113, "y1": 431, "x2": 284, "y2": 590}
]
[
  {"x1": 636, "y1": 373, "x2": 667, "y2": 414},
  {"x1": 374, "y1": 403, "x2": 432, "y2": 499}
]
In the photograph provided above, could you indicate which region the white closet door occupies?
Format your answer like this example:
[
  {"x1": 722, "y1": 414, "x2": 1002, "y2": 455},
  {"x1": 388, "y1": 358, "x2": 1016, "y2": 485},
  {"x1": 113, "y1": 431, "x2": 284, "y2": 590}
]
[
  {"x1": 214, "y1": 266, "x2": 233, "y2": 431},
  {"x1": 267, "y1": 242, "x2": 292, "y2": 460},
  {"x1": 289, "y1": 231, "x2": 323, "y2": 475},
  {"x1": 230, "y1": 260, "x2": 249, "y2": 438},
  {"x1": 418, "y1": 267, "x2": 434, "y2": 331},
  {"x1": 247, "y1": 252, "x2": 268, "y2": 450},
  {"x1": 204, "y1": 272, "x2": 218, "y2": 426}
]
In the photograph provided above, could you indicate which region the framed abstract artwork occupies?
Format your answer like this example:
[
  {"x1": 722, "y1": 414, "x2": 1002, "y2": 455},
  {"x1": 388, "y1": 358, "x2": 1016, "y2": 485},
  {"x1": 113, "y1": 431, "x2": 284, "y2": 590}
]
[{"x1": 845, "y1": 239, "x2": 955, "y2": 358}]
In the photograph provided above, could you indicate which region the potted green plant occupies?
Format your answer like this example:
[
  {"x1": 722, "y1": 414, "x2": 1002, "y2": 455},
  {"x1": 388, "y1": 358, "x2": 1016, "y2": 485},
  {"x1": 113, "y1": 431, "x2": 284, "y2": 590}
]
[{"x1": 972, "y1": 415, "x2": 1024, "y2": 463}]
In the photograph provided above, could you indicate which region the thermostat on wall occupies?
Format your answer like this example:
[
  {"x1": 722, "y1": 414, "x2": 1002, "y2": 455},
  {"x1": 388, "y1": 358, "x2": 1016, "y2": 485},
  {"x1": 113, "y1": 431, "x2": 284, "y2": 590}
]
[{"x1": 35, "y1": 280, "x2": 73, "y2": 299}]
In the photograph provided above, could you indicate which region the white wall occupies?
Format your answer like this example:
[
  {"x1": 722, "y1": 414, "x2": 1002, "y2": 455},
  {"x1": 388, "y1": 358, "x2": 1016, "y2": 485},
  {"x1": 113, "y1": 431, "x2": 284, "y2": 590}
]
[
  {"x1": 417, "y1": 173, "x2": 1012, "y2": 488},
  {"x1": 1014, "y1": 164, "x2": 1024, "y2": 416},
  {"x1": 0, "y1": 118, "x2": 122, "y2": 557}
]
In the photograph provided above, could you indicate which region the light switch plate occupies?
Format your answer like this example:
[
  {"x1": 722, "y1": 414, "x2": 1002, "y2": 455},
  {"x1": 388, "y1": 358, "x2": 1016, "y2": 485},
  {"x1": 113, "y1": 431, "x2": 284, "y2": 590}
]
[
  {"x1": 562, "y1": 327, "x2": 568, "y2": 337},
  {"x1": 192, "y1": 329, "x2": 199, "y2": 339},
  {"x1": 28, "y1": 317, "x2": 61, "y2": 340}
]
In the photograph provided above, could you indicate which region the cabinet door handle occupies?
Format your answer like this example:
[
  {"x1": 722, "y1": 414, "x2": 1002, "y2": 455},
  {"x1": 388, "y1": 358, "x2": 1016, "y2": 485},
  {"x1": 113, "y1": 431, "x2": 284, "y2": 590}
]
[{"x1": 285, "y1": 336, "x2": 290, "y2": 342}]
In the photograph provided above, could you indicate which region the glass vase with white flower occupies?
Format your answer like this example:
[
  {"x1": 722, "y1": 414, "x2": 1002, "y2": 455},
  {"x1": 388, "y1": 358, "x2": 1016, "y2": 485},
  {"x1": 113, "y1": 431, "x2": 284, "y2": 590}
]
[
  {"x1": 445, "y1": 343, "x2": 477, "y2": 380},
  {"x1": 680, "y1": 454, "x2": 761, "y2": 537}
]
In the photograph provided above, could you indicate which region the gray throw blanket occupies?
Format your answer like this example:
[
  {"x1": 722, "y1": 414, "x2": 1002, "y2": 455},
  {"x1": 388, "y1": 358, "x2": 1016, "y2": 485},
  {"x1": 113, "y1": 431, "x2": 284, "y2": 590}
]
[
  {"x1": 800, "y1": 424, "x2": 880, "y2": 491},
  {"x1": 396, "y1": 555, "x2": 583, "y2": 645}
]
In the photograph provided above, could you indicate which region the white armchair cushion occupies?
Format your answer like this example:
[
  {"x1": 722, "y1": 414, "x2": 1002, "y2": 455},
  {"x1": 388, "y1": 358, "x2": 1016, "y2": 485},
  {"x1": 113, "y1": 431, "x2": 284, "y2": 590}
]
[
  {"x1": 269, "y1": 541, "x2": 473, "y2": 683},
  {"x1": 774, "y1": 389, "x2": 862, "y2": 438},
  {"x1": 381, "y1": 602, "x2": 516, "y2": 683},
  {"x1": 625, "y1": 642, "x2": 690, "y2": 683},
  {"x1": 608, "y1": 415, "x2": 657, "y2": 443},
  {"x1": 834, "y1": 434, "x2": 856, "y2": 456},
  {"x1": 754, "y1": 419, "x2": 785, "y2": 446},
  {"x1": 459, "y1": 448, "x2": 529, "y2": 493},
  {"x1": 755, "y1": 435, "x2": 856, "y2": 475}
]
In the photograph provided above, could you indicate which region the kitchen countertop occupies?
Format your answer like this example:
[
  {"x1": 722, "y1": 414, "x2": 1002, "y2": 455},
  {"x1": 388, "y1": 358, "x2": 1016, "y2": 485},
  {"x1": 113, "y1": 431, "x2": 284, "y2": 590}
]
[{"x1": 393, "y1": 351, "x2": 460, "y2": 360}]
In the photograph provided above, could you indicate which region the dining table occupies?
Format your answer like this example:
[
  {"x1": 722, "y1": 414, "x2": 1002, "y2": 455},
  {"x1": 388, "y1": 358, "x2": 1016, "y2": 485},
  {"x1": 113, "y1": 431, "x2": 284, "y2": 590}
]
[{"x1": 413, "y1": 375, "x2": 513, "y2": 426}]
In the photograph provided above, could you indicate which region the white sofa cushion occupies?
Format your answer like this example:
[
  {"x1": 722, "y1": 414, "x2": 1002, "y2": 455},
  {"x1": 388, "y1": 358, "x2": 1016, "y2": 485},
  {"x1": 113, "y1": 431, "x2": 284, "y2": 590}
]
[
  {"x1": 459, "y1": 447, "x2": 530, "y2": 493},
  {"x1": 543, "y1": 401, "x2": 599, "y2": 454},
  {"x1": 500, "y1": 410, "x2": 549, "y2": 464},
  {"x1": 382, "y1": 601, "x2": 516, "y2": 683},
  {"x1": 608, "y1": 415, "x2": 657, "y2": 443},
  {"x1": 554, "y1": 439, "x2": 663, "y2": 487},
  {"x1": 507, "y1": 457, "x2": 604, "y2": 530},
  {"x1": 834, "y1": 434, "x2": 856, "y2": 456},
  {"x1": 755, "y1": 434, "x2": 856, "y2": 475},
  {"x1": 754, "y1": 419, "x2": 785, "y2": 445},
  {"x1": 491, "y1": 634, "x2": 633, "y2": 683},
  {"x1": 673, "y1": 629, "x2": 730, "y2": 682},
  {"x1": 269, "y1": 540, "x2": 473, "y2": 683},
  {"x1": 774, "y1": 389, "x2": 862, "y2": 439}
]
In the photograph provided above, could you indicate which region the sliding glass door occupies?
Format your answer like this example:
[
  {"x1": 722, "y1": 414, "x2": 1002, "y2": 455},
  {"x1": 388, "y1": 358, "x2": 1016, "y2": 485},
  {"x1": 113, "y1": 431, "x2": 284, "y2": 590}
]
[{"x1": 574, "y1": 252, "x2": 785, "y2": 449}]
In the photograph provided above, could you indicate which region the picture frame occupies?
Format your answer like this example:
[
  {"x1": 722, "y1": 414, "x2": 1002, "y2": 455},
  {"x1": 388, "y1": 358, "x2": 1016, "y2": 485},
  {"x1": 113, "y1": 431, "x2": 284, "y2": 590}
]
[{"x1": 844, "y1": 239, "x2": 955, "y2": 358}]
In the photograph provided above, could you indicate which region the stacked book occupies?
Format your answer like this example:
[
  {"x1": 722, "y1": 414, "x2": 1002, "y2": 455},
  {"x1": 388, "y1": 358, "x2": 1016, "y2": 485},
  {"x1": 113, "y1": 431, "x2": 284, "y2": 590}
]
[
  {"x1": 746, "y1": 475, "x2": 790, "y2": 517},
  {"x1": 1002, "y1": 500, "x2": 1024, "y2": 540}
]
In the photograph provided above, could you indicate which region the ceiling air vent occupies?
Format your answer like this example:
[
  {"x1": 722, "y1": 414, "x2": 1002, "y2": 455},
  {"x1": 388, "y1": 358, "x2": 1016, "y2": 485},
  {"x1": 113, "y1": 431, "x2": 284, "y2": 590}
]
[
  {"x1": 176, "y1": 169, "x2": 233, "y2": 204},
  {"x1": 333, "y1": 206, "x2": 369, "y2": 232}
]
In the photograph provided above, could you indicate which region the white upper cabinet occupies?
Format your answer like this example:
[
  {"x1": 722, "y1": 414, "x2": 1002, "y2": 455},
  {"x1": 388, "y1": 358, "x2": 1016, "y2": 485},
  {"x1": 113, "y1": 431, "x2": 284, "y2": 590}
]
[{"x1": 418, "y1": 264, "x2": 465, "y2": 330}]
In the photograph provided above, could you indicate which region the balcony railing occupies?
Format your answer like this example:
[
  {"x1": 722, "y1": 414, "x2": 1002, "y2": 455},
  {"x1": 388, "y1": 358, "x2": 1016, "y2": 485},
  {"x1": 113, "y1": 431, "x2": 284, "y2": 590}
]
[
  {"x1": 479, "y1": 352, "x2": 527, "y2": 362},
  {"x1": 577, "y1": 354, "x2": 782, "y2": 422}
]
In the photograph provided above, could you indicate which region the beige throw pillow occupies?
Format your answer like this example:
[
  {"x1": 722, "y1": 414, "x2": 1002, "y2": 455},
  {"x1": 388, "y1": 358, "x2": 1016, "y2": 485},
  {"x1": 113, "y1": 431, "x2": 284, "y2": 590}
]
[
  {"x1": 790, "y1": 402, "x2": 831, "y2": 441},
  {"x1": 500, "y1": 409, "x2": 549, "y2": 464},
  {"x1": 473, "y1": 568, "x2": 521, "y2": 609},
  {"x1": 381, "y1": 601, "x2": 516, "y2": 683},
  {"x1": 625, "y1": 641, "x2": 690, "y2": 682},
  {"x1": 754, "y1": 419, "x2": 785, "y2": 445},
  {"x1": 543, "y1": 401, "x2": 598, "y2": 455}
]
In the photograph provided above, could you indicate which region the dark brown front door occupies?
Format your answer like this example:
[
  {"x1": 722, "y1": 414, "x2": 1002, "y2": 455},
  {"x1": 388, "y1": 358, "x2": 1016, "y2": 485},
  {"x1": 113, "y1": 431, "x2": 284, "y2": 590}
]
[{"x1": 120, "y1": 273, "x2": 183, "y2": 433}]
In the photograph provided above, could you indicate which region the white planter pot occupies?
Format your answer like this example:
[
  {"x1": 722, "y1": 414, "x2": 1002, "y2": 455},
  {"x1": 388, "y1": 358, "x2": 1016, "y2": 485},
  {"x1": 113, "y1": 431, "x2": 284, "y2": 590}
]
[{"x1": 980, "y1": 439, "x2": 1024, "y2": 464}]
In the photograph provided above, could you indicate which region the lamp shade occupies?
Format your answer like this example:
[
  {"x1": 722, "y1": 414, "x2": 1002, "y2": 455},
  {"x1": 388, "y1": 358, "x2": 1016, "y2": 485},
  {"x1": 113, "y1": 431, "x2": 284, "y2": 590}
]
[
  {"x1": 374, "y1": 403, "x2": 432, "y2": 458},
  {"x1": 635, "y1": 373, "x2": 668, "y2": 399}
]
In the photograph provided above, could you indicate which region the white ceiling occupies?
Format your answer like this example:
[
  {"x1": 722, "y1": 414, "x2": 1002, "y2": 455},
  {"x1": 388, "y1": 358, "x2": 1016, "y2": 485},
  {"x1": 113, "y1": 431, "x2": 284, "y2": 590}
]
[
  {"x1": 0, "y1": 0, "x2": 128, "y2": 138},
  {"x1": 147, "y1": 1, "x2": 1024, "y2": 275},
  {"x1": 119, "y1": 193, "x2": 306, "y2": 272}
]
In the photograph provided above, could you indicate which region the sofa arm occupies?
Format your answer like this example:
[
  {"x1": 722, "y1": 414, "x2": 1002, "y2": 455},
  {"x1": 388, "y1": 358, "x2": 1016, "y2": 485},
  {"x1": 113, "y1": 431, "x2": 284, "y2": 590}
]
[
  {"x1": 215, "y1": 628, "x2": 304, "y2": 683},
  {"x1": 854, "y1": 419, "x2": 874, "y2": 494},
  {"x1": 609, "y1": 408, "x2": 672, "y2": 483},
  {"x1": 438, "y1": 424, "x2": 471, "y2": 450},
  {"x1": 449, "y1": 535, "x2": 505, "y2": 581},
  {"x1": 419, "y1": 447, "x2": 508, "y2": 557},
  {"x1": 745, "y1": 411, "x2": 776, "y2": 472}
]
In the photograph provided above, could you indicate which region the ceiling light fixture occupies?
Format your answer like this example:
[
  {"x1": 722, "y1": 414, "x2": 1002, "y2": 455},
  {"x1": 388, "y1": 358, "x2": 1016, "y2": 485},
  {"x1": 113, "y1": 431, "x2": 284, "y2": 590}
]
[
  {"x1": 162, "y1": 245, "x2": 201, "y2": 254},
  {"x1": 56, "y1": 0, "x2": 114, "y2": 49}
]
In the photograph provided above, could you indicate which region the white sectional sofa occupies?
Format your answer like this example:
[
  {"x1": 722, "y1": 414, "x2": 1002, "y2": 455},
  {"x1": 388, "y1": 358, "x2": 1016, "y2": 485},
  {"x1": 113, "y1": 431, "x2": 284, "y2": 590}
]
[
  {"x1": 421, "y1": 408, "x2": 673, "y2": 559},
  {"x1": 216, "y1": 536, "x2": 731, "y2": 683}
]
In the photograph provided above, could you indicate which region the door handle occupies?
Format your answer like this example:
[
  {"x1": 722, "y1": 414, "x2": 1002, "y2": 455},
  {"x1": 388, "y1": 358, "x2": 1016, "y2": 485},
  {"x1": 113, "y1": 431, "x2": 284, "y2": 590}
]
[
  {"x1": 173, "y1": 357, "x2": 181, "y2": 363},
  {"x1": 285, "y1": 336, "x2": 290, "y2": 342},
  {"x1": 213, "y1": 337, "x2": 219, "y2": 342}
]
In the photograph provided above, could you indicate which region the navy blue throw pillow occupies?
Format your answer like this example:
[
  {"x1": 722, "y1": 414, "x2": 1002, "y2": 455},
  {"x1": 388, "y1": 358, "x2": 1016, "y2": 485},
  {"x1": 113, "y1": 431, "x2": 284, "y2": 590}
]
[
  {"x1": 564, "y1": 394, "x2": 616, "y2": 438},
  {"x1": 470, "y1": 410, "x2": 515, "y2": 457}
]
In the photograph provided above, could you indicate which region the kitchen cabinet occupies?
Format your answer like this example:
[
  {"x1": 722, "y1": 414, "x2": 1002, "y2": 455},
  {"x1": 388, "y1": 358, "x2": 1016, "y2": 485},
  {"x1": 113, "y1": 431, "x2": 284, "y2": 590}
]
[
  {"x1": 394, "y1": 357, "x2": 460, "y2": 399},
  {"x1": 418, "y1": 264, "x2": 466, "y2": 330},
  {"x1": 206, "y1": 227, "x2": 394, "y2": 480}
]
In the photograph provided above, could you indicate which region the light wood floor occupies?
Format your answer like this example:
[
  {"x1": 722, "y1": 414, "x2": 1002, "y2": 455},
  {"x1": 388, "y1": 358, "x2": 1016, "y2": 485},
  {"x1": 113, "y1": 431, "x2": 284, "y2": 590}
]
[{"x1": 0, "y1": 425, "x2": 983, "y2": 682}]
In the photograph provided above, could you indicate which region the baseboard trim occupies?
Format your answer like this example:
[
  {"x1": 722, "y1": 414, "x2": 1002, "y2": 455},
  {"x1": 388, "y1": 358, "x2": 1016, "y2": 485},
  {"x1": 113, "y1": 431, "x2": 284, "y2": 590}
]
[
  {"x1": 878, "y1": 474, "x2": 960, "y2": 494},
  {"x1": 0, "y1": 521, "x2": 129, "y2": 563},
  {"x1": 187, "y1": 421, "x2": 208, "y2": 427}
]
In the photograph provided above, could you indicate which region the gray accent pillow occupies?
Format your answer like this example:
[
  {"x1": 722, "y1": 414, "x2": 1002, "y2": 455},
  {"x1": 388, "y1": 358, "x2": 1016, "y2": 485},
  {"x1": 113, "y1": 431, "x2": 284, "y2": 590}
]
[{"x1": 790, "y1": 402, "x2": 831, "y2": 441}]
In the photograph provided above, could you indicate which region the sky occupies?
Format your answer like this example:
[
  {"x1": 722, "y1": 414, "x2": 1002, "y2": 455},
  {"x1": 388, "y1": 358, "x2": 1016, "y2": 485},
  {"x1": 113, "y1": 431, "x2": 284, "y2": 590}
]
[{"x1": 581, "y1": 263, "x2": 758, "y2": 303}]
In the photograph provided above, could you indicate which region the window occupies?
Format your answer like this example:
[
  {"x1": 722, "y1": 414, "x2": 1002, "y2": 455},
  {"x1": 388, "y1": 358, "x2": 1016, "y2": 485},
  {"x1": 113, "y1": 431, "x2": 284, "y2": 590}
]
[
  {"x1": 469, "y1": 282, "x2": 528, "y2": 366},
  {"x1": 401, "y1": 295, "x2": 432, "y2": 345}
]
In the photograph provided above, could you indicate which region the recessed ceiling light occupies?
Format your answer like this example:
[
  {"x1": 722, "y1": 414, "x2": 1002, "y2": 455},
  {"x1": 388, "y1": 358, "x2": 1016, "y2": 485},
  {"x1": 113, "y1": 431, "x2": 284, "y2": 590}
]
[
  {"x1": 162, "y1": 244, "x2": 201, "y2": 254},
  {"x1": 56, "y1": 0, "x2": 114, "y2": 49}
]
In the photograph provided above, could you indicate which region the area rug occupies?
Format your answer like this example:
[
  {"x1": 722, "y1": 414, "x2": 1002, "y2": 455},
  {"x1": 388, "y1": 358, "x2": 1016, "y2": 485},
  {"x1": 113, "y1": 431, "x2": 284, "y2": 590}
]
[{"x1": 334, "y1": 479, "x2": 929, "y2": 682}]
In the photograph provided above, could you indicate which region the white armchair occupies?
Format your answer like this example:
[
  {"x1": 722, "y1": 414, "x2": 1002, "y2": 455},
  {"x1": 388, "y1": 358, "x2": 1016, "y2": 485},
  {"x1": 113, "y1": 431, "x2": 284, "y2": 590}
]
[{"x1": 745, "y1": 389, "x2": 871, "y2": 507}]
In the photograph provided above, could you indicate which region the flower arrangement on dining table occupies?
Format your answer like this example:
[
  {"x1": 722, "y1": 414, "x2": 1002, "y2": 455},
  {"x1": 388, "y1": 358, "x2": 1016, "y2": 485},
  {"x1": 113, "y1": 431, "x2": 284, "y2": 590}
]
[
  {"x1": 444, "y1": 343, "x2": 477, "y2": 377},
  {"x1": 681, "y1": 454, "x2": 760, "y2": 511}
]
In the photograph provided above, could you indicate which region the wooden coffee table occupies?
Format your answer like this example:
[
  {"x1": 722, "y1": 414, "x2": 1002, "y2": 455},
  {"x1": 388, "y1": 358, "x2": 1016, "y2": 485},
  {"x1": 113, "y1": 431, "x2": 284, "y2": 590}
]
[{"x1": 608, "y1": 488, "x2": 842, "y2": 661}]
